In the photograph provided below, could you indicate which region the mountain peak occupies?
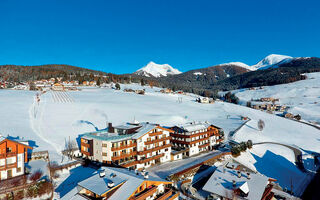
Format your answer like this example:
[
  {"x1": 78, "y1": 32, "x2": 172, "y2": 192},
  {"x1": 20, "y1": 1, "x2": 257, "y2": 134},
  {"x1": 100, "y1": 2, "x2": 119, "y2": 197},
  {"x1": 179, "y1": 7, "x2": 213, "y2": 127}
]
[
  {"x1": 134, "y1": 62, "x2": 181, "y2": 77},
  {"x1": 252, "y1": 54, "x2": 293, "y2": 70}
]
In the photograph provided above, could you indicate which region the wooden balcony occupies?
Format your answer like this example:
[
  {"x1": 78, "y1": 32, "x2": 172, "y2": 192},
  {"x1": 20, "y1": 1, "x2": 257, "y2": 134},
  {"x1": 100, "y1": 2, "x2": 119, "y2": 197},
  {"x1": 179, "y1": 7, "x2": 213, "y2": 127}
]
[
  {"x1": 156, "y1": 189, "x2": 173, "y2": 200},
  {"x1": 81, "y1": 142, "x2": 90, "y2": 148},
  {"x1": 137, "y1": 144, "x2": 171, "y2": 155},
  {"x1": 138, "y1": 153, "x2": 164, "y2": 164},
  {"x1": 6, "y1": 163, "x2": 17, "y2": 169},
  {"x1": 171, "y1": 137, "x2": 209, "y2": 145},
  {"x1": 134, "y1": 185, "x2": 157, "y2": 200},
  {"x1": 149, "y1": 131, "x2": 163, "y2": 137},
  {"x1": 112, "y1": 151, "x2": 137, "y2": 161},
  {"x1": 81, "y1": 150, "x2": 92, "y2": 157},
  {"x1": 171, "y1": 130, "x2": 214, "y2": 139},
  {"x1": 122, "y1": 160, "x2": 138, "y2": 168},
  {"x1": 198, "y1": 143, "x2": 210, "y2": 149},
  {"x1": 0, "y1": 152, "x2": 17, "y2": 159},
  {"x1": 111, "y1": 143, "x2": 136, "y2": 151},
  {"x1": 144, "y1": 136, "x2": 171, "y2": 145}
]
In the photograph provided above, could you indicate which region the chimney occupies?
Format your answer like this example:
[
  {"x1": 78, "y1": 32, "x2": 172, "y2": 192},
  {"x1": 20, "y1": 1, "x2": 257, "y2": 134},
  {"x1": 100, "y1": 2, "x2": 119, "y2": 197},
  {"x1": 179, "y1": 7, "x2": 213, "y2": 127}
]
[
  {"x1": 237, "y1": 171, "x2": 241, "y2": 178},
  {"x1": 108, "y1": 123, "x2": 114, "y2": 133},
  {"x1": 247, "y1": 172, "x2": 251, "y2": 179},
  {"x1": 99, "y1": 170, "x2": 106, "y2": 178}
]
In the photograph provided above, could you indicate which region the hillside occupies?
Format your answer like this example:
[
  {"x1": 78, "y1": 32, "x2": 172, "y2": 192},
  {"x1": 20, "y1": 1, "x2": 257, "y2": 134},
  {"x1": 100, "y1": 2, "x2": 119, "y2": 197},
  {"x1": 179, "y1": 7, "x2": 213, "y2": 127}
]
[
  {"x1": 0, "y1": 64, "x2": 106, "y2": 82},
  {"x1": 154, "y1": 57, "x2": 320, "y2": 96}
]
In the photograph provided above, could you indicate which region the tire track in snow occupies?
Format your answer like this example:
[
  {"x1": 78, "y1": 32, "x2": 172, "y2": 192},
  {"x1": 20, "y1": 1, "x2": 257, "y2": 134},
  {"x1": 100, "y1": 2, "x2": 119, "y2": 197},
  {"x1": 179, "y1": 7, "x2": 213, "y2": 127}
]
[{"x1": 29, "y1": 92, "x2": 63, "y2": 160}]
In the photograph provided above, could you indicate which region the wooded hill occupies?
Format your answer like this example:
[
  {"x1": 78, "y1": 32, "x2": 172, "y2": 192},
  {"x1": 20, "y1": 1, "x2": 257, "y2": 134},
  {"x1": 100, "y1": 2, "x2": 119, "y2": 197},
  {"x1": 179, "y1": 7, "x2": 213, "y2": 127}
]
[
  {"x1": 155, "y1": 57, "x2": 320, "y2": 97},
  {"x1": 1, "y1": 57, "x2": 320, "y2": 99}
]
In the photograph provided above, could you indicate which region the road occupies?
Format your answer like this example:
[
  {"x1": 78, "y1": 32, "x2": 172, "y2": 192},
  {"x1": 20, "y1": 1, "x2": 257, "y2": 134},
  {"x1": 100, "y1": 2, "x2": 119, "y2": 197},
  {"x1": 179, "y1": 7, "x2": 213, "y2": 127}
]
[{"x1": 147, "y1": 150, "x2": 222, "y2": 179}]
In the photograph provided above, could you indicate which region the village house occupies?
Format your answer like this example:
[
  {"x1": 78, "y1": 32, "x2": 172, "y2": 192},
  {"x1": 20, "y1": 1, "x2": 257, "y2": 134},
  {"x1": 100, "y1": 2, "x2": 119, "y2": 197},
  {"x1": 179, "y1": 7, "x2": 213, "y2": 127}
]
[
  {"x1": 196, "y1": 97, "x2": 214, "y2": 104},
  {"x1": 80, "y1": 121, "x2": 173, "y2": 170},
  {"x1": 0, "y1": 136, "x2": 32, "y2": 180},
  {"x1": 67, "y1": 167, "x2": 179, "y2": 200},
  {"x1": 169, "y1": 122, "x2": 224, "y2": 157},
  {"x1": 160, "y1": 88, "x2": 173, "y2": 94},
  {"x1": 203, "y1": 166, "x2": 275, "y2": 200},
  {"x1": 52, "y1": 83, "x2": 65, "y2": 91}
]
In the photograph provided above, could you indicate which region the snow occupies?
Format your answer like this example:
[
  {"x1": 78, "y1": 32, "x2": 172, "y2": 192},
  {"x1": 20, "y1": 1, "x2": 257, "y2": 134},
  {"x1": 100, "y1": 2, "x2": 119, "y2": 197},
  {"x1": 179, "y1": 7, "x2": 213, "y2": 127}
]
[
  {"x1": 193, "y1": 72, "x2": 203, "y2": 75},
  {"x1": 0, "y1": 80, "x2": 320, "y2": 197},
  {"x1": 251, "y1": 54, "x2": 293, "y2": 70},
  {"x1": 26, "y1": 159, "x2": 49, "y2": 180},
  {"x1": 219, "y1": 62, "x2": 256, "y2": 71},
  {"x1": 134, "y1": 61, "x2": 181, "y2": 77},
  {"x1": 248, "y1": 144, "x2": 311, "y2": 196},
  {"x1": 232, "y1": 72, "x2": 320, "y2": 125}
]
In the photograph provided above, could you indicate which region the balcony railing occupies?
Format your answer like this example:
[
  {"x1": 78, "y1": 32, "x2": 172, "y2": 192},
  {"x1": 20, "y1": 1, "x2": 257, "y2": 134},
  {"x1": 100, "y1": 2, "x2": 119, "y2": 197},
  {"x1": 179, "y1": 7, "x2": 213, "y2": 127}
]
[
  {"x1": 81, "y1": 142, "x2": 90, "y2": 148},
  {"x1": 134, "y1": 185, "x2": 157, "y2": 200},
  {"x1": 137, "y1": 144, "x2": 171, "y2": 155},
  {"x1": 149, "y1": 131, "x2": 163, "y2": 137},
  {"x1": 112, "y1": 151, "x2": 137, "y2": 161},
  {"x1": 0, "y1": 152, "x2": 17, "y2": 159},
  {"x1": 198, "y1": 143, "x2": 210, "y2": 149},
  {"x1": 144, "y1": 136, "x2": 171, "y2": 145},
  {"x1": 156, "y1": 188, "x2": 173, "y2": 200},
  {"x1": 138, "y1": 153, "x2": 164, "y2": 164},
  {"x1": 111, "y1": 143, "x2": 136, "y2": 151}
]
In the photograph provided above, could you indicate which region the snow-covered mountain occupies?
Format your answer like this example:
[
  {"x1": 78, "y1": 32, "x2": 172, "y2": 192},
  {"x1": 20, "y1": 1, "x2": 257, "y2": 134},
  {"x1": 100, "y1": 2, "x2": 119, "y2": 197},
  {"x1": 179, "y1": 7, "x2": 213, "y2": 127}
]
[
  {"x1": 218, "y1": 62, "x2": 257, "y2": 71},
  {"x1": 252, "y1": 54, "x2": 293, "y2": 70},
  {"x1": 134, "y1": 61, "x2": 182, "y2": 77},
  {"x1": 214, "y1": 54, "x2": 294, "y2": 71}
]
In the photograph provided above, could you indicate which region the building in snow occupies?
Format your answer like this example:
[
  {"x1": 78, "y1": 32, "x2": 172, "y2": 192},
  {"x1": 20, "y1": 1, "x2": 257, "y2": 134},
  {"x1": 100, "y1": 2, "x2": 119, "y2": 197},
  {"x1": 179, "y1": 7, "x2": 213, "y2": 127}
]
[
  {"x1": 80, "y1": 121, "x2": 173, "y2": 170},
  {"x1": 69, "y1": 167, "x2": 179, "y2": 200},
  {"x1": 0, "y1": 136, "x2": 32, "y2": 180},
  {"x1": 169, "y1": 122, "x2": 224, "y2": 157},
  {"x1": 203, "y1": 166, "x2": 275, "y2": 200}
]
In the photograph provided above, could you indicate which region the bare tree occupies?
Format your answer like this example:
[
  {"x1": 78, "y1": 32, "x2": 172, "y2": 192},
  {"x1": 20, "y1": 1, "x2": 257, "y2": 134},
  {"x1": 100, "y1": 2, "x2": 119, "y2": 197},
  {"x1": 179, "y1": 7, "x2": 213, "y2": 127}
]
[
  {"x1": 63, "y1": 137, "x2": 78, "y2": 160},
  {"x1": 258, "y1": 119, "x2": 265, "y2": 131}
]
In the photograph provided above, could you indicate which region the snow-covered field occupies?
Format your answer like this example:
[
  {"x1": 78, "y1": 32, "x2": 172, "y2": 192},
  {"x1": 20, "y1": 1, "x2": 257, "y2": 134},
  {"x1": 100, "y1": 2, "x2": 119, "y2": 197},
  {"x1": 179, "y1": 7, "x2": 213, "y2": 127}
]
[
  {"x1": 1, "y1": 81, "x2": 320, "y2": 197},
  {"x1": 232, "y1": 72, "x2": 320, "y2": 125}
]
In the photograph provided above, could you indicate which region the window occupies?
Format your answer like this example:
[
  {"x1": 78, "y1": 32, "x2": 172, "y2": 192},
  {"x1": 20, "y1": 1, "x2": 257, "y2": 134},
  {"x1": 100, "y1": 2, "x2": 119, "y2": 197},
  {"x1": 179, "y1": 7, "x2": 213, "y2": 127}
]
[{"x1": 6, "y1": 147, "x2": 12, "y2": 153}]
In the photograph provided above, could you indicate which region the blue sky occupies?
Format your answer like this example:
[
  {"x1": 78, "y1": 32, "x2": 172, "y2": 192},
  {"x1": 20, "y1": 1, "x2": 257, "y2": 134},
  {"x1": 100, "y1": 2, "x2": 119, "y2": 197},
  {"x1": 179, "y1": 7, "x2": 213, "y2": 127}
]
[{"x1": 0, "y1": 0, "x2": 319, "y2": 74}]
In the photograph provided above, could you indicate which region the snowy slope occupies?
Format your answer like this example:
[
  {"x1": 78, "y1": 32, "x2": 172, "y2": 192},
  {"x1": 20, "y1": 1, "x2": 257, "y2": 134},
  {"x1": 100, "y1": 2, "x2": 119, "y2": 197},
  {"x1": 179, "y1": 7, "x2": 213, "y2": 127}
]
[
  {"x1": 218, "y1": 62, "x2": 256, "y2": 71},
  {"x1": 232, "y1": 72, "x2": 320, "y2": 125},
  {"x1": 1, "y1": 85, "x2": 319, "y2": 197},
  {"x1": 252, "y1": 54, "x2": 293, "y2": 70},
  {"x1": 134, "y1": 61, "x2": 181, "y2": 77}
]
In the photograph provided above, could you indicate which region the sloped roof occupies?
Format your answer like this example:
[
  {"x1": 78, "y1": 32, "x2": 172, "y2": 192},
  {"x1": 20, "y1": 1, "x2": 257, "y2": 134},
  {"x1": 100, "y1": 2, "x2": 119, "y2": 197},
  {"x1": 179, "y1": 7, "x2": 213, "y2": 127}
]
[
  {"x1": 78, "y1": 167, "x2": 170, "y2": 200},
  {"x1": 203, "y1": 166, "x2": 269, "y2": 200},
  {"x1": 0, "y1": 135, "x2": 32, "y2": 149}
]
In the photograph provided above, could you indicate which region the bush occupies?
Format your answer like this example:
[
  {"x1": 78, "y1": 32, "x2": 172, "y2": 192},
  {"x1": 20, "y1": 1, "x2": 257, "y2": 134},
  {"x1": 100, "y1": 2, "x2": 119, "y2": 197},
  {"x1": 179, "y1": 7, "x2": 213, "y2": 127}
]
[
  {"x1": 38, "y1": 181, "x2": 53, "y2": 196},
  {"x1": 258, "y1": 119, "x2": 265, "y2": 131},
  {"x1": 15, "y1": 190, "x2": 24, "y2": 200},
  {"x1": 247, "y1": 140, "x2": 253, "y2": 149},
  {"x1": 115, "y1": 83, "x2": 120, "y2": 90},
  {"x1": 231, "y1": 146, "x2": 241, "y2": 157},
  {"x1": 29, "y1": 170, "x2": 43, "y2": 182}
]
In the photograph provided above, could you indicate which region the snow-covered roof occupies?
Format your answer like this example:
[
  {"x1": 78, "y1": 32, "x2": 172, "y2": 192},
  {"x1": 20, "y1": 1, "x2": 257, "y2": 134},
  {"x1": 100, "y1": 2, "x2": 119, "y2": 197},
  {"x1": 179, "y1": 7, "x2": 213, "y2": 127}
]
[
  {"x1": 78, "y1": 167, "x2": 170, "y2": 200},
  {"x1": 82, "y1": 122, "x2": 158, "y2": 142},
  {"x1": 178, "y1": 122, "x2": 212, "y2": 132},
  {"x1": 202, "y1": 166, "x2": 269, "y2": 200}
]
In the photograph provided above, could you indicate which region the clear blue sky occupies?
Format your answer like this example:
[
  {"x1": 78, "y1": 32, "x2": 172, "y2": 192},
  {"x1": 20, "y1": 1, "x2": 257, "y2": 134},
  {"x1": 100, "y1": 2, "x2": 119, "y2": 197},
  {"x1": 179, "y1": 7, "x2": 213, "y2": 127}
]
[{"x1": 0, "y1": 0, "x2": 319, "y2": 74}]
